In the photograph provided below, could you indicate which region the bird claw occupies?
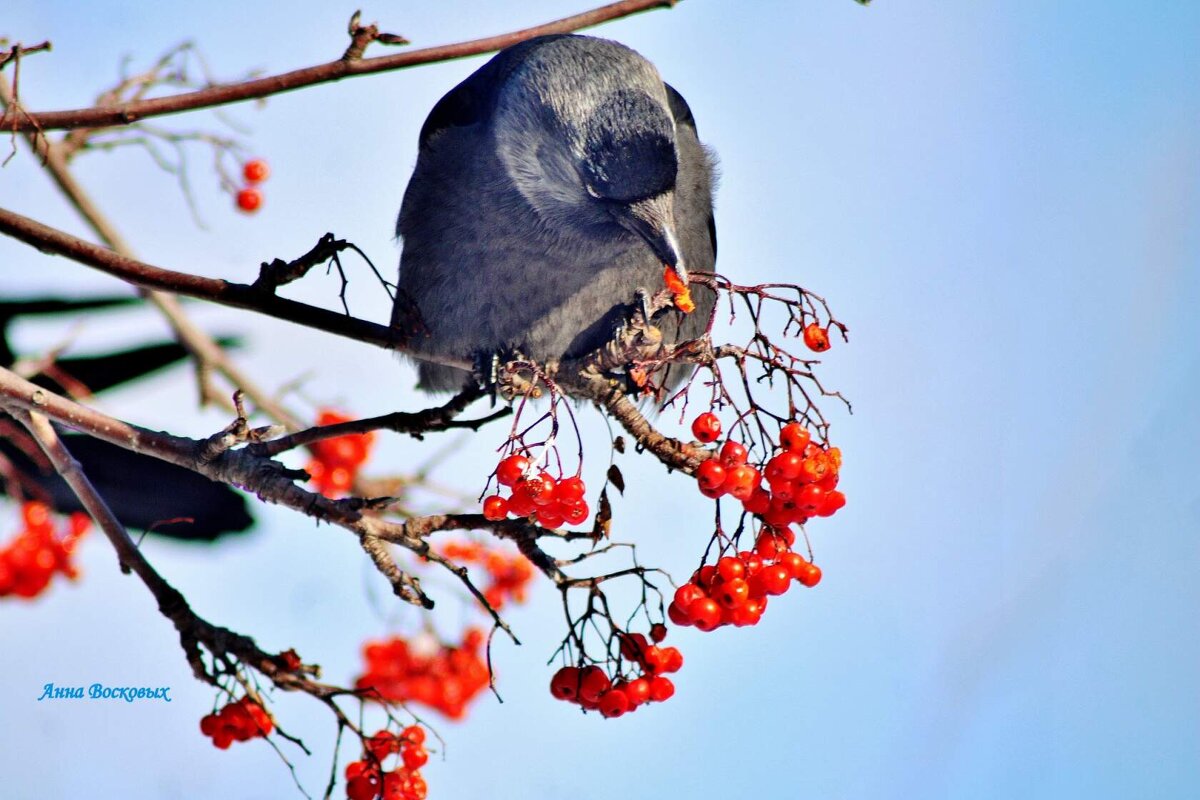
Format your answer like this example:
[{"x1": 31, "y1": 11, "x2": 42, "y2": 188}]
[
  {"x1": 473, "y1": 349, "x2": 543, "y2": 401},
  {"x1": 635, "y1": 287, "x2": 655, "y2": 327},
  {"x1": 498, "y1": 369, "x2": 543, "y2": 401}
]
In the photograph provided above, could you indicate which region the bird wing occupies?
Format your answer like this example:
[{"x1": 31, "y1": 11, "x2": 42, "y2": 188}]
[{"x1": 664, "y1": 83, "x2": 717, "y2": 261}]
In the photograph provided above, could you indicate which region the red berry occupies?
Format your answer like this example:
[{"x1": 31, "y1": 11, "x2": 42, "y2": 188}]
[
  {"x1": 760, "y1": 564, "x2": 793, "y2": 596},
  {"x1": 803, "y1": 323, "x2": 831, "y2": 352},
  {"x1": 674, "y1": 584, "x2": 705, "y2": 609},
  {"x1": 778, "y1": 550, "x2": 806, "y2": 580},
  {"x1": 742, "y1": 486, "x2": 771, "y2": 515},
  {"x1": 550, "y1": 666, "x2": 582, "y2": 701},
  {"x1": 235, "y1": 187, "x2": 262, "y2": 213},
  {"x1": 720, "y1": 440, "x2": 748, "y2": 467},
  {"x1": 366, "y1": 731, "x2": 397, "y2": 760},
  {"x1": 715, "y1": 577, "x2": 750, "y2": 609},
  {"x1": 649, "y1": 623, "x2": 668, "y2": 643},
  {"x1": 661, "y1": 646, "x2": 683, "y2": 673},
  {"x1": 401, "y1": 725, "x2": 425, "y2": 746},
  {"x1": 578, "y1": 666, "x2": 611, "y2": 704},
  {"x1": 518, "y1": 472, "x2": 557, "y2": 505},
  {"x1": 691, "y1": 412, "x2": 721, "y2": 443},
  {"x1": 482, "y1": 495, "x2": 509, "y2": 521},
  {"x1": 22, "y1": 501, "x2": 51, "y2": 531},
  {"x1": 559, "y1": 499, "x2": 589, "y2": 526},
  {"x1": 554, "y1": 476, "x2": 586, "y2": 503},
  {"x1": 815, "y1": 490, "x2": 846, "y2": 517},
  {"x1": 68, "y1": 511, "x2": 91, "y2": 538},
  {"x1": 797, "y1": 561, "x2": 823, "y2": 587},
  {"x1": 401, "y1": 745, "x2": 429, "y2": 770},
  {"x1": 507, "y1": 485, "x2": 536, "y2": 517},
  {"x1": 724, "y1": 465, "x2": 758, "y2": 501},
  {"x1": 754, "y1": 530, "x2": 788, "y2": 560},
  {"x1": 535, "y1": 505, "x2": 565, "y2": 529},
  {"x1": 817, "y1": 471, "x2": 841, "y2": 492},
  {"x1": 696, "y1": 460, "x2": 727, "y2": 493},
  {"x1": 346, "y1": 775, "x2": 378, "y2": 800},
  {"x1": 730, "y1": 604, "x2": 759, "y2": 627},
  {"x1": 739, "y1": 551, "x2": 764, "y2": 577},
  {"x1": 496, "y1": 454, "x2": 530, "y2": 486},
  {"x1": 798, "y1": 454, "x2": 831, "y2": 484},
  {"x1": 796, "y1": 483, "x2": 825, "y2": 513},
  {"x1": 620, "y1": 633, "x2": 649, "y2": 662},
  {"x1": 625, "y1": 677, "x2": 652, "y2": 707},
  {"x1": 643, "y1": 646, "x2": 670, "y2": 674},
  {"x1": 667, "y1": 601, "x2": 692, "y2": 626},
  {"x1": 734, "y1": 596, "x2": 767, "y2": 626},
  {"x1": 765, "y1": 452, "x2": 803, "y2": 484},
  {"x1": 716, "y1": 556, "x2": 746, "y2": 583},
  {"x1": 779, "y1": 422, "x2": 812, "y2": 453},
  {"x1": 687, "y1": 597, "x2": 722, "y2": 632},
  {"x1": 242, "y1": 158, "x2": 270, "y2": 183},
  {"x1": 766, "y1": 479, "x2": 795, "y2": 503},
  {"x1": 648, "y1": 675, "x2": 675, "y2": 702},
  {"x1": 763, "y1": 495, "x2": 800, "y2": 529},
  {"x1": 598, "y1": 688, "x2": 630, "y2": 718}
]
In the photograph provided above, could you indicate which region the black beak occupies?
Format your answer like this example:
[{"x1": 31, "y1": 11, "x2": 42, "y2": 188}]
[{"x1": 617, "y1": 195, "x2": 687, "y2": 281}]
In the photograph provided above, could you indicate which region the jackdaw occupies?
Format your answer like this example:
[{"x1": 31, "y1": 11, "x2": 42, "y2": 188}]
[{"x1": 392, "y1": 34, "x2": 717, "y2": 392}]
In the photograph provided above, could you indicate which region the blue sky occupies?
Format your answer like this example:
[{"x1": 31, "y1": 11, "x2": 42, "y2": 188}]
[{"x1": 2, "y1": 1, "x2": 1199, "y2": 798}]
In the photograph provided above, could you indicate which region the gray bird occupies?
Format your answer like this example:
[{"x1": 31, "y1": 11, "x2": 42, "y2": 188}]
[{"x1": 392, "y1": 34, "x2": 717, "y2": 392}]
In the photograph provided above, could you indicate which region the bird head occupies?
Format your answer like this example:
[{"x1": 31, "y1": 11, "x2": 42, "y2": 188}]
[{"x1": 494, "y1": 36, "x2": 685, "y2": 276}]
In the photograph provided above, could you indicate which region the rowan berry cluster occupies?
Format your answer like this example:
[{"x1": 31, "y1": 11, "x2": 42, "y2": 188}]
[
  {"x1": 549, "y1": 627, "x2": 682, "y2": 719},
  {"x1": 438, "y1": 540, "x2": 534, "y2": 610},
  {"x1": 691, "y1": 417, "x2": 846, "y2": 527},
  {"x1": 356, "y1": 628, "x2": 488, "y2": 719},
  {"x1": 306, "y1": 409, "x2": 377, "y2": 497},
  {"x1": 344, "y1": 725, "x2": 430, "y2": 800},
  {"x1": 668, "y1": 527, "x2": 822, "y2": 631},
  {"x1": 199, "y1": 696, "x2": 273, "y2": 749},
  {"x1": 0, "y1": 501, "x2": 90, "y2": 599},
  {"x1": 668, "y1": 414, "x2": 840, "y2": 630},
  {"x1": 481, "y1": 452, "x2": 590, "y2": 529},
  {"x1": 235, "y1": 158, "x2": 269, "y2": 213}
]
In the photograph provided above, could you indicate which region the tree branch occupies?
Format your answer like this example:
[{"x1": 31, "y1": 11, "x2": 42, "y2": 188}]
[
  {"x1": 0, "y1": 365, "x2": 529, "y2": 642},
  {"x1": 0, "y1": 205, "x2": 407, "y2": 351},
  {"x1": 0, "y1": 41, "x2": 52, "y2": 72},
  {"x1": 0, "y1": 0, "x2": 679, "y2": 133},
  {"x1": 0, "y1": 75, "x2": 309, "y2": 427}
]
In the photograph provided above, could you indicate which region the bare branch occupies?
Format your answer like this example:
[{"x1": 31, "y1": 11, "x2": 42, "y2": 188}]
[
  {"x1": 0, "y1": 40, "x2": 52, "y2": 72},
  {"x1": 0, "y1": 0, "x2": 680, "y2": 133},
  {"x1": 0, "y1": 205, "x2": 405, "y2": 351},
  {"x1": 11, "y1": 406, "x2": 343, "y2": 698}
]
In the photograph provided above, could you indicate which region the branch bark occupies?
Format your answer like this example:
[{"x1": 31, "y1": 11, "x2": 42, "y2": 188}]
[
  {"x1": 0, "y1": 0, "x2": 679, "y2": 133},
  {"x1": 0, "y1": 205, "x2": 406, "y2": 351}
]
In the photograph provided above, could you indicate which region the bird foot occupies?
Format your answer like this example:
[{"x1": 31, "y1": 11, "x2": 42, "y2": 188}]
[
  {"x1": 472, "y1": 350, "x2": 544, "y2": 402},
  {"x1": 584, "y1": 291, "x2": 669, "y2": 395}
]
